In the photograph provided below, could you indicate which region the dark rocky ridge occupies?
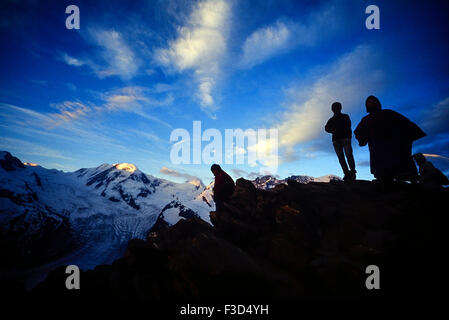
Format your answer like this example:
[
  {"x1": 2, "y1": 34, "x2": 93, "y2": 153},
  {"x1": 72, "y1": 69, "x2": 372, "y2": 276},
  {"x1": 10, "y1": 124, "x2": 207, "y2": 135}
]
[
  {"x1": 27, "y1": 178, "x2": 446, "y2": 301},
  {"x1": 0, "y1": 151, "x2": 25, "y2": 171}
]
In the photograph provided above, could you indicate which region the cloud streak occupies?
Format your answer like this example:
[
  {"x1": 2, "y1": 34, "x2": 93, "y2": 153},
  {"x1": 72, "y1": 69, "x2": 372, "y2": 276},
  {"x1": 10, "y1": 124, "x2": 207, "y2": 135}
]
[
  {"x1": 155, "y1": 0, "x2": 231, "y2": 116},
  {"x1": 92, "y1": 29, "x2": 139, "y2": 79},
  {"x1": 240, "y1": 20, "x2": 298, "y2": 68},
  {"x1": 160, "y1": 166, "x2": 203, "y2": 185},
  {"x1": 423, "y1": 153, "x2": 449, "y2": 161},
  {"x1": 0, "y1": 102, "x2": 135, "y2": 153},
  {"x1": 46, "y1": 86, "x2": 172, "y2": 128},
  {"x1": 62, "y1": 29, "x2": 139, "y2": 80},
  {"x1": 0, "y1": 137, "x2": 73, "y2": 160},
  {"x1": 62, "y1": 53, "x2": 85, "y2": 67},
  {"x1": 239, "y1": 3, "x2": 346, "y2": 68},
  {"x1": 421, "y1": 96, "x2": 449, "y2": 135}
]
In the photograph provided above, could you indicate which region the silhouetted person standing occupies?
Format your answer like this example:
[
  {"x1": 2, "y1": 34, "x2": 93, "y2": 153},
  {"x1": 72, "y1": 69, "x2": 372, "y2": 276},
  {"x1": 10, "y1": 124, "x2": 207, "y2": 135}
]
[
  {"x1": 354, "y1": 96, "x2": 426, "y2": 184},
  {"x1": 325, "y1": 102, "x2": 356, "y2": 181},
  {"x1": 211, "y1": 164, "x2": 235, "y2": 212}
]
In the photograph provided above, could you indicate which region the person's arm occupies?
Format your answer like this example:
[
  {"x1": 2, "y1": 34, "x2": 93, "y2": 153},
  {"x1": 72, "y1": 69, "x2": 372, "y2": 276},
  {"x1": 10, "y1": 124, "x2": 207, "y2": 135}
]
[
  {"x1": 346, "y1": 115, "x2": 352, "y2": 130},
  {"x1": 354, "y1": 118, "x2": 368, "y2": 146},
  {"x1": 224, "y1": 174, "x2": 235, "y2": 196},
  {"x1": 343, "y1": 114, "x2": 352, "y2": 137},
  {"x1": 325, "y1": 118, "x2": 334, "y2": 133},
  {"x1": 213, "y1": 175, "x2": 224, "y2": 200}
]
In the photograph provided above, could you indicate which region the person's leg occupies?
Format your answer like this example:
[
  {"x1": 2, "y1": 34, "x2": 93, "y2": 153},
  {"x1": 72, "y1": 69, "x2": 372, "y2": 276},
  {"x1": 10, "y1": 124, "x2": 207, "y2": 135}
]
[
  {"x1": 343, "y1": 139, "x2": 356, "y2": 171},
  {"x1": 343, "y1": 138, "x2": 356, "y2": 180},
  {"x1": 333, "y1": 140, "x2": 349, "y2": 177}
]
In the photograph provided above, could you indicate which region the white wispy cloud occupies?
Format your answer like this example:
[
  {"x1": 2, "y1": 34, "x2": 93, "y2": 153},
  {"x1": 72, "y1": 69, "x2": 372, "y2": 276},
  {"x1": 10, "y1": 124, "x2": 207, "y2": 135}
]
[
  {"x1": 128, "y1": 129, "x2": 162, "y2": 143},
  {"x1": 0, "y1": 137, "x2": 73, "y2": 160},
  {"x1": 51, "y1": 101, "x2": 92, "y2": 123},
  {"x1": 230, "y1": 168, "x2": 268, "y2": 180},
  {"x1": 0, "y1": 103, "x2": 133, "y2": 152},
  {"x1": 273, "y1": 45, "x2": 385, "y2": 162},
  {"x1": 240, "y1": 20, "x2": 295, "y2": 68},
  {"x1": 133, "y1": 110, "x2": 173, "y2": 129},
  {"x1": 239, "y1": 3, "x2": 346, "y2": 68},
  {"x1": 230, "y1": 168, "x2": 247, "y2": 177},
  {"x1": 62, "y1": 53, "x2": 86, "y2": 67},
  {"x1": 45, "y1": 86, "x2": 172, "y2": 128},
  {"x1": 154, "y1": 0, "x2": 231, "y2": 116},
  {"x1": 61, "y1": 29, "x2": 139, "y2": 80},
  {"x1": 0, "y1": 101, "x2": 170, "y2": 156},
  {"x1": 160, "y1": 166, "x2": 203, "y2": 185},
  {"x1": 45, "y1": 163, "x2": 78, "y2": 171},
  {"x1": 92, "y1": 29, "x2": 139, "y2": 79},
  {"x1": 0, "y1": 103, "x2": 53, "y2": 123}
]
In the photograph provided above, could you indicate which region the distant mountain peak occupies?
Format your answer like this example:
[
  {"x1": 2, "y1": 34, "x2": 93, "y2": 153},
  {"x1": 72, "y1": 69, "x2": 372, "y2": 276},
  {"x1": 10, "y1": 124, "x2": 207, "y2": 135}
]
[{"x1": 252, "y1": 174, "x2": 342, "y2": 190}]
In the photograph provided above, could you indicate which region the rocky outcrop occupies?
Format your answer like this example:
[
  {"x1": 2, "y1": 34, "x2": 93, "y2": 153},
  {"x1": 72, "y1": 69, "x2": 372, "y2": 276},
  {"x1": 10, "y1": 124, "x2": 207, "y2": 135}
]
[
  {"x1": 0, "y1": 151, "x2": 25, "y2": 171},
  {"x1": 29, "y1": 178, "x2": 447, "y2": 301},
  {"x1": 149, "y1": 200, "x2": 202, "y2": 232},
  {"x1": 0, "y1": 209, "x2": 75, "y2": 270}
]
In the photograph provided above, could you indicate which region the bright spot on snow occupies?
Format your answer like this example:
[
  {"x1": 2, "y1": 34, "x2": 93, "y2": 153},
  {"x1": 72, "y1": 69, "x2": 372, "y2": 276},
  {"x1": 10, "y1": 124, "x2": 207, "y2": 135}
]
[
  {"x1": 23, "y1": 162, "x2": 39, "y2": 166},
  {"x1": 114, "y1": 163, "x2": 137, "y2": 173},
  {"x1": 188, "y1": 179, "x2": 202, "y2": 187}
]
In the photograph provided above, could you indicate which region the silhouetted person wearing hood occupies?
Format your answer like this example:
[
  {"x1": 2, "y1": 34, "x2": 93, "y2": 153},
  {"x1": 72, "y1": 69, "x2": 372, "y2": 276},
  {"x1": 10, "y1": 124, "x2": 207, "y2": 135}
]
[
  {"x1": 354, "y1": 96, "x2": 426, "y2": 183},
  {"x1": 413, "y1": 153, "x2": 449, "y2": 189},
  {"x1": 325, "y1": 102, "x2": 356, "y2": 181},
  {"x1": 211, "y1": 164, "x2": 235, "y2": 212}
]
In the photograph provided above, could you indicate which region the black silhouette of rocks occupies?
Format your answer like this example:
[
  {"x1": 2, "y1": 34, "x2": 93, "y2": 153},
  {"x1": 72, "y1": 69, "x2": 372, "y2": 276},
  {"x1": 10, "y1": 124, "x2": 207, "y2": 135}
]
[
  {"x1": 0, "y1": 151, "x2": 25, "y2": 171},
  {"x1": 28, "y1": 178, "x2": 447, "y2": 302}
]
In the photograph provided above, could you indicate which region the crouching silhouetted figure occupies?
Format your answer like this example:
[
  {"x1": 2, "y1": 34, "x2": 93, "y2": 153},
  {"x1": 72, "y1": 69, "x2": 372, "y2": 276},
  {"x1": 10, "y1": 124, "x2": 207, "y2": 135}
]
[
  {"x1": 325, "y1": 102, "x2": 356, "y2": 181},
  {"x1": 211, "y1": 164, "x2": 235, "y2": 212},
  {"x1": 413, "y1": 153, "x2": 449, "y2": 190},
  {"x1": 354, "y1": 96, "x2": 426, "y2": 184}
]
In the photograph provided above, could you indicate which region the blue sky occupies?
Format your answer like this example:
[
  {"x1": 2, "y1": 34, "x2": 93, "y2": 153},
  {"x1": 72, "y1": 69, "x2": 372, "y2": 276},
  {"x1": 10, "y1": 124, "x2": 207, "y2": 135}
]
[{"x1": 0, "y1": 0, "x2": 448, "y2": 185}]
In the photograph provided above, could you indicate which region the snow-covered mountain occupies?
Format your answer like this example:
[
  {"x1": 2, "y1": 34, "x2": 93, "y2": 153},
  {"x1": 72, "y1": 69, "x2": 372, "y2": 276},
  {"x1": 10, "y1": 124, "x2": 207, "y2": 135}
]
[
  {"x1": 0, "y1": 150, "x2": 340, "y2": 288},
  {"x1": 252, "y1": 174, "x2": 341, "y2": 190},
  {"x1": 0, "y1": 151, "x2": 213, "y2": 288}
]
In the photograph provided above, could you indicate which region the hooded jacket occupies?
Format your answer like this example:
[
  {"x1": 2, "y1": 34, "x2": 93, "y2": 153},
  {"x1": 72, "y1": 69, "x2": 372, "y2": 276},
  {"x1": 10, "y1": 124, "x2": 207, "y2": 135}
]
[{"x1": 354, "y1": 109, "x2": 426, "y2": 177}]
